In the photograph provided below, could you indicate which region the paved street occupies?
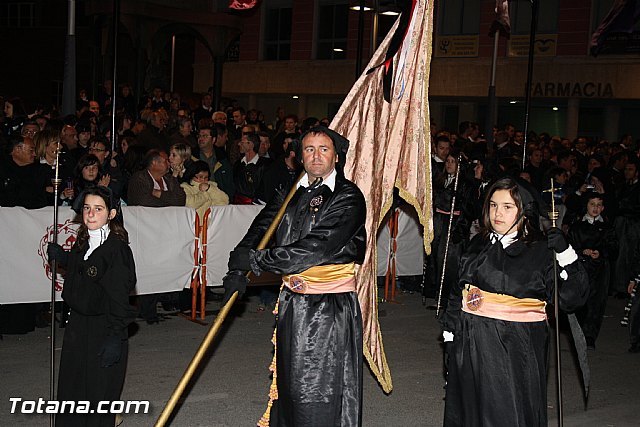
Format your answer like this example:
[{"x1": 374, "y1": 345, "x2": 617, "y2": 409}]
[{"x1": 1, "y1": 291, "x2": 638, "y2": 426}]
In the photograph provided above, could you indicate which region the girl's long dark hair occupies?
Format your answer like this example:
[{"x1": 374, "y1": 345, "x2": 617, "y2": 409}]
[
  {"x1": 74, "y1": 187, "x2": 128, "y2": 250},
  {"x1": 480, "y1": 177, "x2": 542, "y2": 243}
]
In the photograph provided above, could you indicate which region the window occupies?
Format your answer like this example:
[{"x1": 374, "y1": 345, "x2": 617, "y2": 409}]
[
  {"x1": 316, "y1": 2, "x2": 348, "y2": 60},
  {"x1": 510, "y1": 0, "x2": 559, "y2": 35},
  {"x1": 437, "y1": 0, "x2": 480, "y2": 36},
  {"x1": 264, "y1": 5, "x2": 292, "y2": 60},
  {"x1": 3, "y1": 2, "x2": 35, "y2": 27}
]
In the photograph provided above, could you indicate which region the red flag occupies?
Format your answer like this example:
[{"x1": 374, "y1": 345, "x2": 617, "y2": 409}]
[
  {"x1": 330, "y1": 0, "x2": 435, "y2": 393},
  {"x1": 229, "y1": 0, "x2": 259, "y2": 10}
]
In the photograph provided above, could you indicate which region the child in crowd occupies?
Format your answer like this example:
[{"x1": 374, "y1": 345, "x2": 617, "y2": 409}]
[
  {"x1": 180, "y1": 160, "x2": 229, "y2": 216},
  {"x1": 568, "y1": 192, "x2": 617, "y2": 350}
]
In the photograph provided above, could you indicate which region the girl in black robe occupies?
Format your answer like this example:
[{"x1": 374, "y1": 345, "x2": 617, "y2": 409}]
[
  {"x1": 48, "y1": 186, "x2": 137, "y2": 426},
  {"x1": 441, "y1": 177, "x2": 588, "y2": 427}
]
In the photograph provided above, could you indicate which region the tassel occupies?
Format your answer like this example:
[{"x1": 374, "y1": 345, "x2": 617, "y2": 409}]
[{"x1": 257, "y1": 285, "x2": 284, "y2": 427}]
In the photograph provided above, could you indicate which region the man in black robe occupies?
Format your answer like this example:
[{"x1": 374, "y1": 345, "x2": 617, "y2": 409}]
[{"x1": 223, "y1": 126, "x2": 366, "y2": 426}]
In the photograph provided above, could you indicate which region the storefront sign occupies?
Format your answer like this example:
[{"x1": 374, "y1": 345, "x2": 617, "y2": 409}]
[
  {"x1": 434, "y1": 35, "x2": 479, "y2": 58},
  {"x1": 598, "y1": 32, "x2": 640, "y2": 55},
  {"x1": 532, "y1": 82, "x2": 614, "y2": 98},
  {"x1": 508, "y1": 34, "x2": 557, "y2": 57}
]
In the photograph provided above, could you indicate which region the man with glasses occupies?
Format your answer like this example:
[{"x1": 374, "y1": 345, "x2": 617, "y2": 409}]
[
  {"x1": 0, "y1": 137, "x2": 48, "y2": 208},
  {"x1": 197, "y1": 125, "x2": 235, "y2": 200},
  {"x1": 20, "y1": 121, "x2": 39, "y2": 139}
]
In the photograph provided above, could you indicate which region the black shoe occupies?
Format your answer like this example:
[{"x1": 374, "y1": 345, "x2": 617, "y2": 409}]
[
  {"x1": 146, "y1": 318, "x2": 159, "y2": 325},
  {"x1": 586, "y1": 337, "x2": 596, "y2": 350}
]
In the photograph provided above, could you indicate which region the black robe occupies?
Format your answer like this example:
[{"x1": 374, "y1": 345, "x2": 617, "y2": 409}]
[
  {"x1": 568, "y1": 217, "x2": 617, "y2": 341},
  {"x1": 57, "y1": 233, "x2": 137, "y2": 427},
  {"x1": 441, "y1": 234, "x2": 588, "y2": 427},
  {"x1": 424, "y1": 174, "x2": 474, "y2": 305},
  {"x1": 236, "y1": 173, "x2": 366, "y2": 426}
]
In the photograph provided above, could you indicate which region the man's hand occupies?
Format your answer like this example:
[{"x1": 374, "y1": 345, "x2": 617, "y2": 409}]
[
  {"x1": 222, "y1": 273, "x2": 248, "y2": 305},
  {"x1": 228, "y1": 247, "x2": 252, "y2": 272}
]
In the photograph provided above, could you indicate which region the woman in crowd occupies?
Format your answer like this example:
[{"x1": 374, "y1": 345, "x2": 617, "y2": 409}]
[
  {"x1": 72, "y1": 154, "x2": 110, "y2": 204},
  {"x1": 48, "y1": 186, "x2": 137, "y2": 426},
  {"x1": 180, "y1": 160, "x2": 229, "y2": 216},
  {"x1": 441, "y1": 177, "x2": 588, "y2": 426},
  {"x1": 34, "y1": 129, "x2": 75, "y2": 204},
  {"x1": 168, "y1": 142, "x2": 192, "y2": 183}
]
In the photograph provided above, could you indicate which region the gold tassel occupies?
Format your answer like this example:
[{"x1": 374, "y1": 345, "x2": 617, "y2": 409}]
[{"x1": 257, "y1": 285, "x2": 284, "y2": 427}]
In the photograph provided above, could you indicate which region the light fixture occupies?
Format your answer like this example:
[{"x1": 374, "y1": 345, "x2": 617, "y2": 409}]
[
  {"x1": 333, "y1": 48, "x2": 344, "y2": 52},
  {"x1": 292, "y1": 95, "x2": 299, "y2": 99},
  {"x1": 381, "y1": 10, "x2": 400, "y2": 16},
  {"x1": 350, "y1": 6, "x2": 373, "y2": 11},
  {"x1": 509, "y1": 100, "x2": 517, "y2": 104},
  {"x1": 552, "y1": 106, "x2": 558, "y2": 111}
]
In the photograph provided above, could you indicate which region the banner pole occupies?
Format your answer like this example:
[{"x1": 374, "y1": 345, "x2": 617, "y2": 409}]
[{"x1": 154, "y1": 172, "x2": 305, "y2": 426}]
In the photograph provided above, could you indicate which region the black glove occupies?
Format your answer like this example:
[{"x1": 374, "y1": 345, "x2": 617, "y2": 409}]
[
  {"x1": 227, "y1": 247, "x2": 252, "y2": 272},
  {"x1": 47, "y1": 242, "x2": 69, "y2": 266},
  {"x1": 547, "y1": 227, "x2": 569, "y2": 253},
  {"x1": 98, "y1": 335, "x2": 123, "y2": 368},
  {"x1": 222, "y1": 273, "x2": 248, "y2": 305}
]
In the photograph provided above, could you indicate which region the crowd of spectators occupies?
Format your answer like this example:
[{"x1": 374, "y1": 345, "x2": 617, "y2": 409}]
[
  {"x1": 0, "y1": 83, "x2": 315, "y2": 328},
  {"x1": 0, "y1": 84, "x2": 315, "y2": 215},
  {"x1": 1, "y1": 85, "x2": 639, "y2": 345}
]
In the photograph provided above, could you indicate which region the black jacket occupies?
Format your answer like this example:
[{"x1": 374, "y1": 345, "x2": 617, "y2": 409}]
[
  {"x1": 0, "y1": 158, "x2": 48, "y2": 208},
  {"x1": 236, "y1": 173, "x2": 366, "y2": 276}
]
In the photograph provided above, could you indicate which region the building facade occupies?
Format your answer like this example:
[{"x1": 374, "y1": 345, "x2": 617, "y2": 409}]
[{"x1": 2, "y1": 0, "x2": 638, "y2": 141}]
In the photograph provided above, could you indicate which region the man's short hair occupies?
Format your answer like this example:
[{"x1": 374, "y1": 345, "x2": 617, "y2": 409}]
[
  {"x1": 435, "y1": 135, "x2": 450, "y2": 145},
  {"x1": 177, "y1": 117, "x2": 192, "y2": 129},
  {"x1": 494, "y1": 131, "x2": 510, "y2": 145},
  {"x1": 458, "y1": 121, "x2": 472, "y2": 135},
  {"x1": 232, "y1": 107, "x2": 245, "y2": 116},
  {"x1": 8, "y1": 135, "x2": 27, "y2": 152},
  {"x1": 212, "y1": 111, "x2": 227, "y2": 121},
  {"x1": 199, "y1": 125, "x2": 217, "y2": 138},
  {"x1": 144, "y1": 149, "x2": 166, "y2": 169}
]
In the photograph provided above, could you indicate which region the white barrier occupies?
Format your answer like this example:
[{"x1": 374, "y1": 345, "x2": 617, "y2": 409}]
[
  {"x1": 0, "y1": 206, "x2": 196, "y2": 304},
  {"x1": 377, "y1": 205, "x2": 424, "y2": 276},
  {"x1": 1, "y1": 203, "x2": 420, "y2": 304}
]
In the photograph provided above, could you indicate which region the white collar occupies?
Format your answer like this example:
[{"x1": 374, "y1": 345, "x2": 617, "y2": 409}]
[
  {"x1": 583, "y1": 214, "x2": 603, "y2": 224},
  {"x1": 297, "y1": 168, "x2": 337, "y2": 192},
  {"x1": 85, "y1": 224, "x2": 110, "y2": 260},
  {"x1": 490, "y1": 230, "x2": 518, "y2": 248},
  {"x1": 242, "y1": 153, "x2": 259, "y2": 165}
]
